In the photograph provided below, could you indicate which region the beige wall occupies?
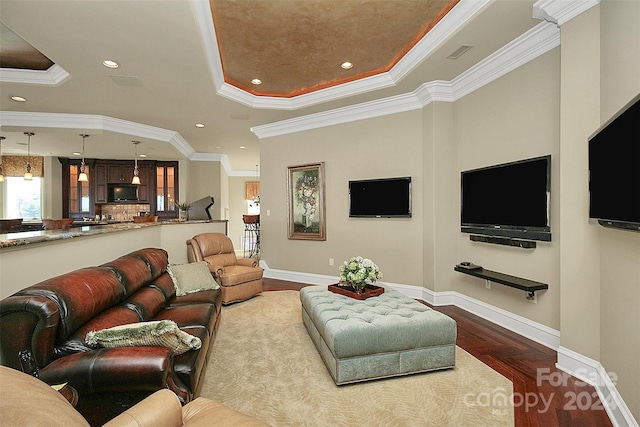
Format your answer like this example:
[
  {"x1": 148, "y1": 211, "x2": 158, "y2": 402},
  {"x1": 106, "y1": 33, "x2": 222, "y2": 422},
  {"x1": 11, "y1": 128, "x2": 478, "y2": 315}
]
[
  {"x1": 598, "y1": 0, "x2": 640, "y2": 419},
  {"x1": 186, "y1": 160, "x2": 222, "y2": 219},
  {"x1": 260, "y1": 110, "x2": 424, "y2": 285},
  {"x1": 452, "y1": 50, "x2": 561, "y2": 329},
  {"x1": 257, "y1": 2, "x2": 639, "y2": 418}
]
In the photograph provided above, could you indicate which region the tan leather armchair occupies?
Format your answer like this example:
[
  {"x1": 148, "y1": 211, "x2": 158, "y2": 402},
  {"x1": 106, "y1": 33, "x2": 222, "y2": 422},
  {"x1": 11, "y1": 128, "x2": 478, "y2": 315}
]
[
  {"x1": 186, "y1": 232, "x2": 263, "y2": 304},
  {"x1": 0, "y1": 365, "x2": 270, "y2": 426}
]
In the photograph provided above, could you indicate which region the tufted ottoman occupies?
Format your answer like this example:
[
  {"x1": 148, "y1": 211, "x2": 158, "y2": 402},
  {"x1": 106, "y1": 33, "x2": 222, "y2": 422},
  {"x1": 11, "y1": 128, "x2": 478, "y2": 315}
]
[{"x1": 300, "y1": 286, "x2": 457, "y2": 385}]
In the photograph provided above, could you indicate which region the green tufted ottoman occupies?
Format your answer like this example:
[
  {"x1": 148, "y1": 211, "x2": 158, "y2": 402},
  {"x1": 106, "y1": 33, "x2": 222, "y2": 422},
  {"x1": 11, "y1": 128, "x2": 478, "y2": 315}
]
[{"x1": 300, "y1": 286, "x2": 457, "y2": 385}]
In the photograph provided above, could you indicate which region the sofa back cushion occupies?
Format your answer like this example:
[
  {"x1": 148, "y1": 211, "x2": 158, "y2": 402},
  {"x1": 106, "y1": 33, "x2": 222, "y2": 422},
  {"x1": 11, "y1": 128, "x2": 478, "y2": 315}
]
[
  {"x1": 17, "y1": 268, "x2": 125, "y2": 342},
  {"x1": 99, "y1": 249, "x2": 168, "y2": 296}
]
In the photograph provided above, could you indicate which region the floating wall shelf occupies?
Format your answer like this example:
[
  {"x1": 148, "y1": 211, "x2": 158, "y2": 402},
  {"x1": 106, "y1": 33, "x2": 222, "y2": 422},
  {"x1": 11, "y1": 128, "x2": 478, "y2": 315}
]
[{"x1": 454, "y1": 266, "x2": 548, "y2": 298}]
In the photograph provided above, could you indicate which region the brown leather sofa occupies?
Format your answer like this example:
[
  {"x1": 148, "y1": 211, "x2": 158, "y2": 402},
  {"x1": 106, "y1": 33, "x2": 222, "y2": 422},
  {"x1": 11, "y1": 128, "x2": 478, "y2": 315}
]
[
  {"x1": 0, "y1": 248, "x2": 222, "y2": 426},
  {"x1": 1, "y1": 365, "x2": 270, "y2": 426},
  {"x1": 186, "y1": 233, "x2": 263, "y2": 304}
]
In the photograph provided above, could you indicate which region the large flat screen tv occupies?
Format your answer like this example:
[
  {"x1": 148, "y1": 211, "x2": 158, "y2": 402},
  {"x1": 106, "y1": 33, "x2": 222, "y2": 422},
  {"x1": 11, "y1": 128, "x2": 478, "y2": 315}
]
[
  {"x1": 589, "y1": 94, "x2": 640, "y2": 232},
  {"x1": 461, "y1": 155, "x2": 551, "y2": 241},
  {"x1": 349, "y1": 177, "x2": 411, "y2": 218}
]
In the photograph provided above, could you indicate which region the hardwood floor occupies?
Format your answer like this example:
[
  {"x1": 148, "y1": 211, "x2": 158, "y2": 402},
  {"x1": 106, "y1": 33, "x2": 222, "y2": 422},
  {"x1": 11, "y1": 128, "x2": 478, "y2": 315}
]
[{"x1": 262, "y1": 278, "x2": 613, "y2": 427}]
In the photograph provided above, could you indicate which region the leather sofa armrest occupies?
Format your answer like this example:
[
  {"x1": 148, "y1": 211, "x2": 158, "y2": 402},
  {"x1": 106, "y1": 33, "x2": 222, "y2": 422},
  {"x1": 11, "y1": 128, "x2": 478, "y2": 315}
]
[
  {"x1": 38, "y1": 347, "x2": 189, "y2": 403},
  {"x1": 103, "y1": 389, "x2": 183, "y2": 427},
  {"x1": 236, "y1": 258, "x2": 258, "y2": 268}
]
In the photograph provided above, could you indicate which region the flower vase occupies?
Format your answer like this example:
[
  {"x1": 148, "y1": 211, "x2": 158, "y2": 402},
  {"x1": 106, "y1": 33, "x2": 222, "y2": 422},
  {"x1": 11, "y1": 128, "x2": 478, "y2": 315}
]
[
  {"x1": 179, "y1": 210, "x2": 188, "y2": 221},
  {"x1": 351, "y1": 283, "x2": 365, "y2": 294},
  {"x1": 303, "y1": 213, "x2": 313, "y2": 228}
]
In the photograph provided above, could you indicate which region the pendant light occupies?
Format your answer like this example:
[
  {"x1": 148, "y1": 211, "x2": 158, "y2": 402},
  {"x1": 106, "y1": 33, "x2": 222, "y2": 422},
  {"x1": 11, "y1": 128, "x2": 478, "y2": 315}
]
[
  {"x1": 131, "y1": 140, "x2": 141, "y2": 185},
  {"x1": 78, "y1": 134, "x2": 89, "y2": 182},
  {"x1": 0, "y1": 136, "x2": 5, "y2": 183},
  {"x1": 24, "y1": 132, "x2": 34, "y2": 181}
]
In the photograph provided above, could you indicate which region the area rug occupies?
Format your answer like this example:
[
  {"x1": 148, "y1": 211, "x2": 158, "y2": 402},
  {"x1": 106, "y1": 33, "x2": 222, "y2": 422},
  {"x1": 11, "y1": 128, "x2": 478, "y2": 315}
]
[{"x1": 200, "y1": 290, "x2": 514, "y2": 426}]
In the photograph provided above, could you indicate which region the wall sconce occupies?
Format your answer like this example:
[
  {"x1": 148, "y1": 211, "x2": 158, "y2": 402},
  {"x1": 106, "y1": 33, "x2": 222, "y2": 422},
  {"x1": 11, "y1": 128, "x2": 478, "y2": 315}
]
[
  {"x1": 78, "y1": 134, "x2": 89, "y2": 182},
  {"x1": 24, "y1": 132, "x2": 34, "y2": 181},
  {"x1": 131, "y1": 140, "x2": 141, "y2": 185},
  {"x1": 0, "y1": 136, "x2": 5, "y2": 183}
]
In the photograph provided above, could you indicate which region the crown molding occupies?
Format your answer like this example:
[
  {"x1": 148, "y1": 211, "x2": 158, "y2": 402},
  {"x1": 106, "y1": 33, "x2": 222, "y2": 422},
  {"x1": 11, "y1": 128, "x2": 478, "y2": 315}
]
[
  {"x1": 0, "y1": 64, "x2": 70, "y2": 85},
  {"x1": 251, "y1": 21, "x2": 560, "y2": 139},
  {"x1": 0, "y1": 111, "x2": 236, "y2": 173},
  {"x1": 194, "y1": 0, "x2": 491, "y2": 110},
  {"x1": 533, "y1": 0, "x2": 600, "y2": 26}
]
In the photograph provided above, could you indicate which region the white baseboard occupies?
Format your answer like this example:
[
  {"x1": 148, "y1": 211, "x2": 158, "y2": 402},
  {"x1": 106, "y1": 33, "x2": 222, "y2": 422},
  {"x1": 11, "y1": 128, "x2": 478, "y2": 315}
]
[
  {"x1": 263, "y1": 266, "x2": 636, "y2": 426},
  {"x1": 557, "y1": 347, "x2": 638, "y2": 427}
]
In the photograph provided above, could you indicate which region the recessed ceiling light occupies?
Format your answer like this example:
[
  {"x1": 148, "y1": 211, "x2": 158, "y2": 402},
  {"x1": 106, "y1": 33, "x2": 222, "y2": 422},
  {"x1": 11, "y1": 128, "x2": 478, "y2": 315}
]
[
  {"x1": 11, "y1": 96, "x2": 27, "y2": 102},
  {"x1": 251, "y1": 78, "x2": 262, "y2": 85},
  {"x1": 103, "y1": 60, "x2": 119, "y2": 69},
  {"x1": 72, "y1": 152, "x2": 81, "y2": 156},
  {"x1": 341, "y1": 62, "x2": 353, "y2": 69},
  {"x1": 139, "y1": 154, "x2": 147, "y2": 158},
  {"x1": 195, "y1": 123, "x2": 205, "y2": 128},
  {"x1": 239, "y1": 146, "x2": 246, "y2": 149}
]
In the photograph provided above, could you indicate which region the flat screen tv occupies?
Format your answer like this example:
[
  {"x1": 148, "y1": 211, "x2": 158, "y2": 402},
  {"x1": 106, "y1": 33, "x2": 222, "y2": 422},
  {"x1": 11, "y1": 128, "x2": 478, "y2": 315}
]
[
  {"x1": 108, "y1": 184, "x2": 139, "y2": 202},
  {"x1": 349, "y1": 177, "x2": 411, "y2": 218},
  {"x1": 461, "y1": 155, "x2": 551, "y2": 241},
  {"x1": 589, "y1": 94, "x2": 640, "y2": 232}
]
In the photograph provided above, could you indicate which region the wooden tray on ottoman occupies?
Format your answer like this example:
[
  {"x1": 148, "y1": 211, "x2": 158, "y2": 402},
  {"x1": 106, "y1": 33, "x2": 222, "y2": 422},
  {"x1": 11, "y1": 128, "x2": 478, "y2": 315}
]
[{"x1": 328, "y1": 284, "x2": 384, "y2": 300}]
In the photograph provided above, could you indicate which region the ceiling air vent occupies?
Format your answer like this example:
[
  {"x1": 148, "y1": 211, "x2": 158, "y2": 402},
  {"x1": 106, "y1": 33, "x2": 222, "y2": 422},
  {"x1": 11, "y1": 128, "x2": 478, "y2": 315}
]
[
  {"x1": 447, "y1": 45, "x2": 474, "y2": 59},
  {"x1": 109, "y1": 75, "x2": 143, "y2": 87}
]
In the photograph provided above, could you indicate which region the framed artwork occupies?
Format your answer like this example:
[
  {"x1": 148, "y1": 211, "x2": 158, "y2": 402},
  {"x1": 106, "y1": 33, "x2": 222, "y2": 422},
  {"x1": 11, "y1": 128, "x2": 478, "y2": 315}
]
[{"x1": 287, "y1": 162, "x2": 326, "y2": 240}]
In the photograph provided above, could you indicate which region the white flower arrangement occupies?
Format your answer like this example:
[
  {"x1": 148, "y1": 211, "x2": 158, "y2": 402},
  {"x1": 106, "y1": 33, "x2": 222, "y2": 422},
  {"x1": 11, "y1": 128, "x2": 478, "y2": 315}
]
[{"x1": 338, "y1": 256, "x2": 382, "y2": 290}]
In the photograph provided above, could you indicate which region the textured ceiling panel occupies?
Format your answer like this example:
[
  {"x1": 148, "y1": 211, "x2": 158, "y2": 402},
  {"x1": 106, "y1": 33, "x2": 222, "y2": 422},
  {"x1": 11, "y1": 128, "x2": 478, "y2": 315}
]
[{"x1": 210, "y1": 0, "x2": 459, "y2": 97}]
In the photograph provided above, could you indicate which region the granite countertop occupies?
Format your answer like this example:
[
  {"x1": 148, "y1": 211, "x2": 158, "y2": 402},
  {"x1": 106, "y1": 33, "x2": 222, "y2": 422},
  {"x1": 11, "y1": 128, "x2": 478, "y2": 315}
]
[{"x1": 0, "y1": 219, "x2": 227, "y2": 249}]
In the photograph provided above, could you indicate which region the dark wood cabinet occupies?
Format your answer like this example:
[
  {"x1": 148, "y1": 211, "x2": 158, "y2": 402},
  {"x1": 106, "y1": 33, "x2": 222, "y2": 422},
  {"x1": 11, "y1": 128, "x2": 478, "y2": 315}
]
[
  {"x1": 59, "y1": 158, "x2": 95, "y2": 219},
  {"x1": 154, "y1": 162, "x2": 179, "y2": 220},
  {"x1": 94, "y1": 163, "x2": 107, "y2": 203},
  {"x1": 107, "y1": 163, "x2": 131, "y2": 183},
  {"x1": 60, "y1": 158, "x2": 175, "y2": 216}
]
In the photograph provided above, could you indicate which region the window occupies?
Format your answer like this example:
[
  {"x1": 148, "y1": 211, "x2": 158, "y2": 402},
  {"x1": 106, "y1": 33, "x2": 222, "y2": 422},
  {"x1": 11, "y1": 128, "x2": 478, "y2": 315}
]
[{"x1": 4, "y1": 176, "x2": 43, "y2": 219}]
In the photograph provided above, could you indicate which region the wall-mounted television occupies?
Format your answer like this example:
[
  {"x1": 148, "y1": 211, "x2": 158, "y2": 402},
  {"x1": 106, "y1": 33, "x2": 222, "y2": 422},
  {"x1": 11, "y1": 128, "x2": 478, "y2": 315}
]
[
  {"x1": 108, "y1": 184, "x2": 139, "y2": 202},
  {"x1": 349, "y1": 177, "x2": 411, "y2": 218},
  {"x1": 589, "y1": 94, "x2": 640, "y2": 232},
  {"x1": 461, "y1": 155, "x2": 551, "y2": 241}
]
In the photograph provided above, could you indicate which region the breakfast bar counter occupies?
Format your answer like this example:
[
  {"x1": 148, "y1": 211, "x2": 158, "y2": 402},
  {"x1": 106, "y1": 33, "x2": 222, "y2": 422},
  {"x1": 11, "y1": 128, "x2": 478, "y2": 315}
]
[
  {"x1": 0, "y1": 219, "x2": 228, "y2": 250},
  {"x1": 0, "y1": 220, "x2": 228, "y2": 299}
]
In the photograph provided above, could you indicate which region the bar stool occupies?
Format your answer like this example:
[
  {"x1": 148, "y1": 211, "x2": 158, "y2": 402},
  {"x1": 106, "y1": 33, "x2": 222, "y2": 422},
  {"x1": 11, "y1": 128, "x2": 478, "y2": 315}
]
[{"x1": 242, "y1": 215, "x2": 260, "y2": 258}]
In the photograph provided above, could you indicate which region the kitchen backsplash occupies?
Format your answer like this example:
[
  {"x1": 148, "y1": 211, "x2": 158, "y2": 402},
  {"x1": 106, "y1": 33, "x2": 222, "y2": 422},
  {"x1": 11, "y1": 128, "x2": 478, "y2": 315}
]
[{"x1": 101, "y1": 204, "x2": 151, "y2": 221}]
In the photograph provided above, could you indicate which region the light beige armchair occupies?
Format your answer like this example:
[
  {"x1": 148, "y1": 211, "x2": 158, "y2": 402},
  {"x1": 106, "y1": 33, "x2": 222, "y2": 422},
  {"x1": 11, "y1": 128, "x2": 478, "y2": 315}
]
[
  {"x1": 186, "y1": 233, "x2": 263, "y2": 305},
  {"x1": 0, "y1": 365, "x2": 270, "y2": 427}
]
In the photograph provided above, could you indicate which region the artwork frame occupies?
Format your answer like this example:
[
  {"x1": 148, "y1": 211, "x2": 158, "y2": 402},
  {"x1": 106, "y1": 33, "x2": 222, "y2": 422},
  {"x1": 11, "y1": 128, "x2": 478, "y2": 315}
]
[{"x1": 287, "y1": 162, "x2": 326, "y2": 240}]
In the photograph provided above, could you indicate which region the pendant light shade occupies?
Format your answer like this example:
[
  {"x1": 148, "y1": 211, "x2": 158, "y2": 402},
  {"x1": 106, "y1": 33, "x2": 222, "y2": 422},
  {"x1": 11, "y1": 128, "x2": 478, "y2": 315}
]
[
  {"x1": 131, "y1": 140, "x2": 141, "y2": 185},
  {"x1": 24, "y1": 132, "x2": 34, "y2": 181},
  {"x1": 78, "y1": 134, "x2": 89, "y2": 182},
  {"x1": 0, "y1": 136, "x2": 5, "y2": 183}
]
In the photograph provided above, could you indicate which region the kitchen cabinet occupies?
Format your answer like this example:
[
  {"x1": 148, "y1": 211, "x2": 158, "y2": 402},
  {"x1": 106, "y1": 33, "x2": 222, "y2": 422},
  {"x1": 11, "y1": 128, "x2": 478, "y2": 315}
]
[
  {"x1": 60, "y1": 158, "x2": 173, "y2": 215},
  {"x1": 107, "y1": 163, "x2": 132, "y2": 183}
]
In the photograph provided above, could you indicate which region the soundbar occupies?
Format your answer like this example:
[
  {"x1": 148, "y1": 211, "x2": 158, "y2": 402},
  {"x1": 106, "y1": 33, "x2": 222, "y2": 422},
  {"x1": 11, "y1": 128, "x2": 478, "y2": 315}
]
[{"x1": 470, "y1": 234, "x2": 536, "y2": 249}]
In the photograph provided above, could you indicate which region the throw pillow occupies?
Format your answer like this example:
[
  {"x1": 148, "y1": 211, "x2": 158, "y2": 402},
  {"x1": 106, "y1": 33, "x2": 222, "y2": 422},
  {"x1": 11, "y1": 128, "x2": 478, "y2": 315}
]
[
  {"x1": 167, "y1": 261, "x2": 220, "y2": 296},
  {"x1": 85, "y1": 320, "x2": 201, "y2": 355}
]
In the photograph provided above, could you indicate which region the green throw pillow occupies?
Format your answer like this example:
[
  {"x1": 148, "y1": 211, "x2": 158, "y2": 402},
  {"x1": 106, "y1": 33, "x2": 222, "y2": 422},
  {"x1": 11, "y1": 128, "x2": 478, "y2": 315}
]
[
  {"x1": 85, "y1": 320, "x2": 201, "y2": 355},
  {"x1": 167, "y1": 261, "x2": 220, "y2": 296}
]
